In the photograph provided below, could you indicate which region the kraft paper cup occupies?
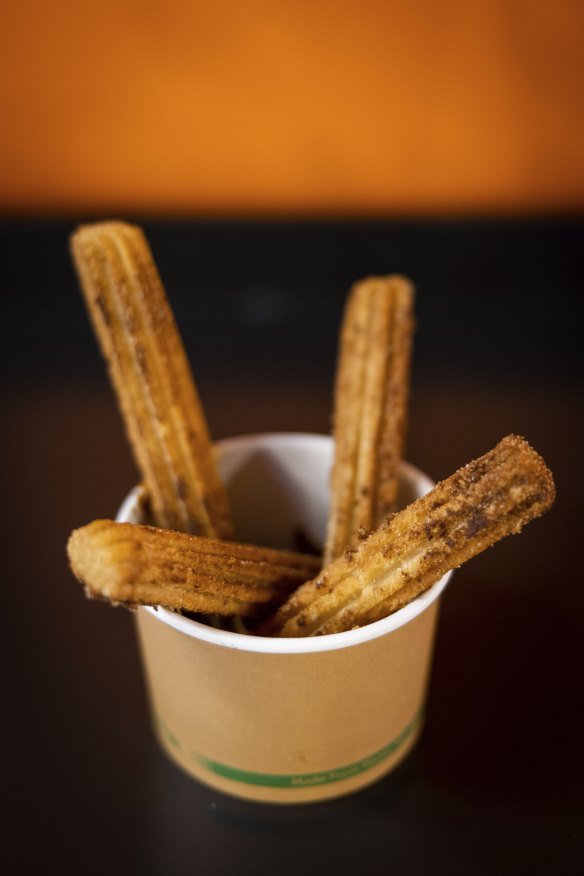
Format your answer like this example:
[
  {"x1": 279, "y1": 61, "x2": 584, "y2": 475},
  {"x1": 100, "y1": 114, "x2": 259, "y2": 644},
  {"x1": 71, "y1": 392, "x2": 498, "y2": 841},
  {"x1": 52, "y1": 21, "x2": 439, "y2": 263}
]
[{"x1": 117, "y1": 433, "x2": 452, "y2": 804}]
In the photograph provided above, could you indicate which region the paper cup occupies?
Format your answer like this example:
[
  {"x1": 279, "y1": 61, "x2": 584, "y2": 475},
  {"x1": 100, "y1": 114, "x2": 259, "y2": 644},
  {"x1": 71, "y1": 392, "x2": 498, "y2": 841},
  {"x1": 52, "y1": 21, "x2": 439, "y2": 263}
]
[{"x1": 117, "y1": 433, "x2": 452, "y2": 804}]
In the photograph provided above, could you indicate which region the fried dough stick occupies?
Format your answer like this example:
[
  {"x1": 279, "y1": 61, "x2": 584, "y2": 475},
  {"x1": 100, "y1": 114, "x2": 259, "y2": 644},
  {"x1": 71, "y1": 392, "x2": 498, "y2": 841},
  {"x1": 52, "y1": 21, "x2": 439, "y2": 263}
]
[
  {"x1": 324, "y1": 276, "x2": 415, "y2": 564},
  {"x1": 67, "y1": 521, "x2": 321, "y2": 617},
  {"x1": 263, "y1": 435, "x2": 555, "y2": 637},
  {"x1": 71, "y1": 222, "x2": 233, "y2": 538}
]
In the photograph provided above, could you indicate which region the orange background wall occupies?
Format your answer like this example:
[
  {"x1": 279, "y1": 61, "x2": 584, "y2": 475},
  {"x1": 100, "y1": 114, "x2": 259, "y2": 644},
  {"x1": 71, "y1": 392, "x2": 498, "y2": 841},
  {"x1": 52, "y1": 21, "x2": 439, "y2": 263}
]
[{"x1": 1, "y1": 0, "x2": 583, "y2": 214}]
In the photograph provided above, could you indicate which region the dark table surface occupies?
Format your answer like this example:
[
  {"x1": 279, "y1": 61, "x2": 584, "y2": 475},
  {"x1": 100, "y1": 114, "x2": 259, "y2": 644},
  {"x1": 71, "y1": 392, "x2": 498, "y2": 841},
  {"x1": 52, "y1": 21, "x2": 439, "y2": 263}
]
[{"x1": 3, "y1": 218, "x2": 583, "y2": 874}]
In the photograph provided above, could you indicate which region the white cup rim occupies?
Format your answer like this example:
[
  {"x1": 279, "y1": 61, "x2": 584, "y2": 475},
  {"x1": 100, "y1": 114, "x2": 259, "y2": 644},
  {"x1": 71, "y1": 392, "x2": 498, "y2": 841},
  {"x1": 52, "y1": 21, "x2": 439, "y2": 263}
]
[{"x1": 117, "y1": 432, "x2": 452, "y2": 654}]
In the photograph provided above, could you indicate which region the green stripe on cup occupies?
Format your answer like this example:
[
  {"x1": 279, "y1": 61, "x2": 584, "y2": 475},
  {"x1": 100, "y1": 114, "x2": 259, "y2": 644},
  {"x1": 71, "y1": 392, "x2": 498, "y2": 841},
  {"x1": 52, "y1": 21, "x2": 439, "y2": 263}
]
[{"x1": 196, "y1": 710, "x2": 422, "y2": 788}]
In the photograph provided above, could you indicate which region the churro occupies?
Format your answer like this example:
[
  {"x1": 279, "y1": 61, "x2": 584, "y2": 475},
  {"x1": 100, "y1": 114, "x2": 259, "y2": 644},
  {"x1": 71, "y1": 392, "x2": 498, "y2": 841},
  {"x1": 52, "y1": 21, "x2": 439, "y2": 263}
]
[
  {"x1": 324, "y1": 276, "x2": 415, "y2": 565},
  {"x1": 263, "y1": 435, "x2": 555, "y2": 637},
  {"x1": 67, "y1": 520, "x2": 321, "y2": 616},
  {"x1": 70, "y1": 222, "x2": 233, "y2": 538}
]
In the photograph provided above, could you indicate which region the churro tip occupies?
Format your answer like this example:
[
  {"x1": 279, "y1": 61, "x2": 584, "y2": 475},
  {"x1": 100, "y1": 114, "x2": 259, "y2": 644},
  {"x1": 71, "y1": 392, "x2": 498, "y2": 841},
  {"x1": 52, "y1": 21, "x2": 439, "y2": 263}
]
[
  {"x1": 499, "y1": 433, "x2": 556, "y2": 507},
  {"x1": 69, "y1": 220, "x2": 146, "y2": 264},
  {"x1": 71, "y1": 219, "x2": 136, "y2": 240},
  {"x1": 349, "y1": 274, "x2": 415, "y2": 304},
  {"x1": 67, "y1": 521, "x2": 132, "y2": 603}
]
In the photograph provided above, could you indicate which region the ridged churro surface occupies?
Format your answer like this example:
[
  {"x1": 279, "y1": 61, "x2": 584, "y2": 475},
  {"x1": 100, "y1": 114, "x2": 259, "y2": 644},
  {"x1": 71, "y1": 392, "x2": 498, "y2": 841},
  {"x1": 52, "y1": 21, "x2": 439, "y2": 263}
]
[
  {"x1": 67, "y1": 520, "x2": 321, "y2": 616},
  {"x1": 324, "y1": 276, "x2": 415, "y2": 564},
  {"x1": 264, "y1": 435, "x2": 555, "y2": 637},
  {"x1": 70, "y1": 222, "x2": 233, "y2": 538}
]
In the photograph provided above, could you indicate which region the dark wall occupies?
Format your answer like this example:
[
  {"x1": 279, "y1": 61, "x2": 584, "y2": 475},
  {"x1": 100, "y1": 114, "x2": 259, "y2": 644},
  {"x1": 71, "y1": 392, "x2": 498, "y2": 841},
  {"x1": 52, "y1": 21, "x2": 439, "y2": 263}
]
[{"x1": 2, "y1": 218, "x2": 582, "y2": 389}]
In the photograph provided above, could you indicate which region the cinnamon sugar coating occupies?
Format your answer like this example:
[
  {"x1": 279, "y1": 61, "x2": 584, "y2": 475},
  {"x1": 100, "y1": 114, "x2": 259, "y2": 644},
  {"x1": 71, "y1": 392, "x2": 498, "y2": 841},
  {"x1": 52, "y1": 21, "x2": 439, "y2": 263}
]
[
  {"x1": 324, "y1": 276, "x2": 415, "y2": 564},
  {"x1": 262, "y1": 435, "x2": 555, "y2": 637},
  {"x1": 68, "y1": 520, "x2": 321, "y2": 616},
  {"x1": 70, "y1": 222, "x2": 233, "y2": 538}
]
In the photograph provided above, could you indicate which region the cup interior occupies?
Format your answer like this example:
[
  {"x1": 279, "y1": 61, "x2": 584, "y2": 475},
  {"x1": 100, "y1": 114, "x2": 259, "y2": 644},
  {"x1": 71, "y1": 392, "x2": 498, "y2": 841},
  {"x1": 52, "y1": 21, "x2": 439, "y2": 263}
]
[{"x1": 117, "y1": 433, "x2": 451, "y2": 652}]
